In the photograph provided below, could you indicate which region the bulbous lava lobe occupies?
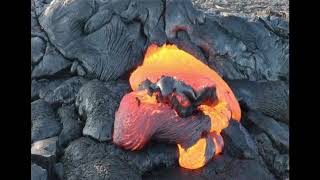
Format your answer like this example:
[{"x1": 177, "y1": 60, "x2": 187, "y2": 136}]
[
  {"x1": 113, "y1": 90, "x2": 212, "y2": 151},
  {"x1": 113, "y1": 44, "x2": 241, "y2": 169},
  {"x1": 130, "y1": 44, "x2": 241, "y2": 121}
]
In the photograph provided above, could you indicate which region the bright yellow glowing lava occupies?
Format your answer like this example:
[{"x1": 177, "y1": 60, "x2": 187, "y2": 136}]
[
  {"x1": 199, "y1": 101, "x2": 231, "y2": 134},
  {"x1": 178, "y1": 138, "x2": 207, "y2": 169}
]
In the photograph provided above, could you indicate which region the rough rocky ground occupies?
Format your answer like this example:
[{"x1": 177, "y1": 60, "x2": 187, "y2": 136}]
[
  {"x1": 192, "y1": 0, "x2": 289, "y2": 20},
  {"x1": 31, "y1": 0, "x2": 289, "y2": 179}
]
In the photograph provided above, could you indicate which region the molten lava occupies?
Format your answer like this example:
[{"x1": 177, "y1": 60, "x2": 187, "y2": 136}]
[
  {"x1": 130, "y1": 44, "x2": 241, "y2": 121},
  {"x1": 113, "y1": 44, "x2": 241, "y2": 170}
]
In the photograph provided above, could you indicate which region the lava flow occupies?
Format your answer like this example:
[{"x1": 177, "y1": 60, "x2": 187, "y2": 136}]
[{"x1": 113, "y1": 44, "x2": 241, "y2": 169}]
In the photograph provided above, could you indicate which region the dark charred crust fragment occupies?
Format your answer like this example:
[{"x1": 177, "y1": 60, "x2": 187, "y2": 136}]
[
  {"x1": 138, "y1": 76, "x2": 217, "y2": 117},
  {"x1": 205, "y1": 136, "x2": 216, "y2": 161}
]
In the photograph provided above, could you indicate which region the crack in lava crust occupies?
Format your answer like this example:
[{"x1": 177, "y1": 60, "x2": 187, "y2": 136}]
[{"x1": 113, "y1": 44, "x2": 241, "y2": 169}]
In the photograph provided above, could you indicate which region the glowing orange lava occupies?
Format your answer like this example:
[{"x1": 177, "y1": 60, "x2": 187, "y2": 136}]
[
  {"x1": 130, "y1": 44, "x2": 241, "y2": 120},
  {"x1": 177, "y1": 137, "x2": 207, "y2": 169},
  {"x1": 128, "y1": 44, "x2": 241, "y2": 169}
]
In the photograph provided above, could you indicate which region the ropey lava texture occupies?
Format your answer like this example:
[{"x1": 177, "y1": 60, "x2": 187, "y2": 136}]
[
  {"x1": 32, "y1": 0, "x2": 289, "y2": 179},
  {"x1": 35, "y1": 0, "x2": 288, "y2": 82},
  {"x1": 113, "y1": 44, "x2": 241, "y2": 169}
]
